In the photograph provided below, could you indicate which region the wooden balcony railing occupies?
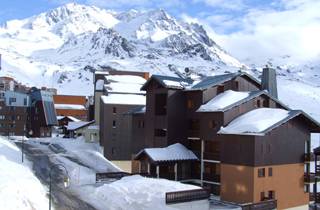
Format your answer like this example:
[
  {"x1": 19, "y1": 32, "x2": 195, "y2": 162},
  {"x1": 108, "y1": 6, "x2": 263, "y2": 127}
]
[
  {"x1": 166, "y1": 188, "x2": 210, "y2": 204},
  {"x1": 241, "y1": 199, "x2": 277, "y2": 210},
  {"x1": 304, "y1": 172, "x2": 316, "y2": 183}
]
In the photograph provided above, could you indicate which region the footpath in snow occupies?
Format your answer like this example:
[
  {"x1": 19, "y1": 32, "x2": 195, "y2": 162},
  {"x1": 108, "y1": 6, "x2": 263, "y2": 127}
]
[{"x1": 25, "y1": 137, "x2": 204, "y2": 210}]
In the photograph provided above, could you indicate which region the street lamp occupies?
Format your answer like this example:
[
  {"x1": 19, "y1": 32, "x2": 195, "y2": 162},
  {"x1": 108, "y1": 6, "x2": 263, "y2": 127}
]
[{"x1": 49, "y1": 163, "x2": 70, "y2": 210}]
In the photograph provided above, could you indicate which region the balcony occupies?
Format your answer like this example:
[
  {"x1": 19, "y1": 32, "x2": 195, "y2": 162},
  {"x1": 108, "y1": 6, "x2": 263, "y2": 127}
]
[
  {"x1": 203, "y1": 152, "x2": 220, "y2": 161},
  {"x1": 188, "y1": 130, "x2": 200, "y2": 138},
  {"x1": 203, "y1": 173, "x2": 220, "y2": 183},
  {"x1": 241, "y1": 199, "x2": 277, "y2": 210},
  {"x1": 304, "y1": 172, "x2": 315, "y2": 183},
  {"x1": 310, "y1": 192, "x2": 320, "y2": 202},
  {"x1": 165, "y1": 188, "x2": 210, "y2": 204}
]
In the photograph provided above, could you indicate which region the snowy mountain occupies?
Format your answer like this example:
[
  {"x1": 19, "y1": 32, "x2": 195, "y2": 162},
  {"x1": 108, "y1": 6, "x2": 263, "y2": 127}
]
[{"x1": 0, "y1": 3, "x2": 320, "y2": 121}]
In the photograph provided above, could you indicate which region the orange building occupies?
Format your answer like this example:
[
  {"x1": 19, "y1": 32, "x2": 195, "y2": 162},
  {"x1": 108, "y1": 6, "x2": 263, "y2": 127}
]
[{"x1": 53, "y1": 95, "x2": 88, "y2": 121}]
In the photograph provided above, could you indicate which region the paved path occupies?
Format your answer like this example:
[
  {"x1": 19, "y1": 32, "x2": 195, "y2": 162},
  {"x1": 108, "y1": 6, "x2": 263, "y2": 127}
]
[{"x1": 16, "y1": 142, "x2": 97, "y2": 210}]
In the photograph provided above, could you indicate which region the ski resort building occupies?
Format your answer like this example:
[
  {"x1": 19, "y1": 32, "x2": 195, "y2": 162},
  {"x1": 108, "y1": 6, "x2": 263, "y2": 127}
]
[
  {"x1": 27, "y1": 88, "x2": 58, "y2": 137},
  {"x1": 53, "y1": 95, "x2": 88, "y2": 121},
  {"x1": 129, "y1": 67, "x2": 320, "y2": 209}
]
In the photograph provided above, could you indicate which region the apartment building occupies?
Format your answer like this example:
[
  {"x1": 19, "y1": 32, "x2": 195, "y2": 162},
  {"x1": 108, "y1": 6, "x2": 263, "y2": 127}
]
[
  {"x1": 132, "y1": 67, "x2": 320, "y2": 209},
  {"x1": 0, "y1": 91, "x2": 30, "y2": 136},
  {"x1": 27, "y1": 88, "x2": 58, "y2": 137},
  {"x1": 53, "y1": 95, "x2": 88, "y2": 121}
]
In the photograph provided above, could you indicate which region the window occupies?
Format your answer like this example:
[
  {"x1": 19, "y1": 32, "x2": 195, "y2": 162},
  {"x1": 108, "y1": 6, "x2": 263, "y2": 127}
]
[
  {"x1": 268, "y1": 191, "x2": 275, "y2": 199},
  {"x1": 112, "y1": 120, "x2": 116, "y2": 128},
  {"x1": 187, "y1": 100, "x2": 194, "y2": 109},
  {"x1": 10, "y1": 107, "x2": 15, "y2": 111},
  {"x1": 138, "y1": 120, "x2": 144, "y2": 128},
  {"x1": 113, "y1": 107, "x2": 117, "y2": 114},
  {"x1": 155, "y1": 94, "x2": 167, "y2": 115},
  {"x1": 209, "y1": 120, "x2": 217, "y2": 129},
  {"x1": 257, "y1": 100, "x2": 261, "y2": 107},
  {"x1": 234, "y1": 81, "x2": 239, "y2": 90},
  {"x1": 217, "y1": 85, "x2": 224, "y2": 93},
  {"x1": 11, "y1": 115, "x2": 15, "y2": 121},
  {"x1": 189, "y1": 119, "x2": 200, "y2": 131},
  {"x1": 9, "y1": 97, "x2": 16, "y2": 105},
  {"x1": 154, "y1": 129, "x2": 166, "y2": 137},
  {"x1": 260, "y1": 192, "x2": 266, "y2": 201},
  {"x1": 24, "y1": 98, "x2": 27, "y2": 106},
  {"x1": 0, "y1": 115, "x2": 5, "y2": 120},
  {"x1": 17, "y1": 115, "x2": 21, "y2": 120},
  {"x1": 258, "y1": 168, "x2": 265, "y2": 177},
  {"x1": 268, "y1": 168, "x2": 273, "y2": 177}
]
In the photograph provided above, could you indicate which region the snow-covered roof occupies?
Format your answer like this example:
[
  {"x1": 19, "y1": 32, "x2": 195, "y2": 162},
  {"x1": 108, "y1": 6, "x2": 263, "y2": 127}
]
[
  {"x1": 126, "y1": 105, "x2": 146, "y2": 115},
  {"x1": 141, "y1": 72, "x2": 260, "y2": 91},
  {"x1": 95, "y1": 79, "x2": 105, "y2": 91},
  {"x1": 219, "y1": 108, "x2": 292, "y2": 135},
  {"x1": 135, "y1": 143, "x2": 198, "y2": 162},
  {"x1": 105, "y1": 75, "x2": 146, "y2": 84},
  {"x1": 141, "y1": 75, "x2": 193, "y2": 90},
  {"x1": 55, "y1": 104, "x2": 86, "y2": 110},
  {"x1": 101, "y1": 94, "x2": 146, "y2": 105},
  {"x1": 88, "y1": 125, "x2": 99, "y2": 130},
  {"x1": 57, "y1": 115, "x2": 81, "y2": 122},
  {"x1": 197, "y1": 90, "x2": 251, "y2": 112},
  {"x1": 67, "y1": 121, "x2": 95, "y2": 131},
  {"x1": 104, "y1": 75, "x2": 146, "y2": 94}
]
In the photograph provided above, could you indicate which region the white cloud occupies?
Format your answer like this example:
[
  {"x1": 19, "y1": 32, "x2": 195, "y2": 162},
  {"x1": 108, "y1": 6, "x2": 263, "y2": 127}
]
[
  {"x1": 85, "y1": 0, "x2": 185, "y2": 9},
  {"x1": 192, "y1": 0, "x2": 246, "y2": 10},
  {"x1": 200, "y1": 0, "x2": 320, "y2": 64}
]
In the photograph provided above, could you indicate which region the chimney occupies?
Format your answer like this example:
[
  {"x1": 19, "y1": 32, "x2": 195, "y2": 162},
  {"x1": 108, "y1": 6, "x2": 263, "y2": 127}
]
[{"x1": 261, "y1": 66, "x2": 278, "y2": 99}]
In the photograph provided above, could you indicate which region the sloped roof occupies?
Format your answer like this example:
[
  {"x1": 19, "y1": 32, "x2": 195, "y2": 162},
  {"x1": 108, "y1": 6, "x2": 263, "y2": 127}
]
[
  {"x1": 197, "y1": 90, "x2": 290, "y2": 113},
  {"x1": 57, "y1": 116, "x2": 81, "y2": 122},
  {"x1": 141, "y1": 75, "x2": 193, "y2": 90},
  {"x1": 135, "y1": 143, "x2": 198, "y2": 163},
  {"x1": 218, "y1": 108, "x2": 320, "y2": 135},
  {"x1": 141, "y1": 72, "x2": 260, "y2": 91},
  {"x1": 67, "y1": 120, "x2": 95, "y2": 131},
  {"x1": 190, "y1": 72, "x2": 260, "y2": 90}
]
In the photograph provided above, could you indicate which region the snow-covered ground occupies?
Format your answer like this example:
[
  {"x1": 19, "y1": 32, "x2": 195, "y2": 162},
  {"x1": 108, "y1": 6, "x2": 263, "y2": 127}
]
[
  {"x1": 24, "y1": 137, "x2": 203, "y2": 210},
  {"x1": 0, "y1": 136, "x2": 48, "y2": 210}
]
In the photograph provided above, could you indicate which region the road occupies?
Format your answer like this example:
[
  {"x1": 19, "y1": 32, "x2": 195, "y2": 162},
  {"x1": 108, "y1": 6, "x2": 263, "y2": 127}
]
[{"x1": 16, "y1": 142, "x2": 97, "y2": 210}]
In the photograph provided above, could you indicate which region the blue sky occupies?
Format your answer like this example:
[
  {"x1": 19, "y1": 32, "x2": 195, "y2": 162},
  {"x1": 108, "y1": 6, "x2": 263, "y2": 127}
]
[{"x1": 1, "y1": 0, "x2": 319, "y2": 63}]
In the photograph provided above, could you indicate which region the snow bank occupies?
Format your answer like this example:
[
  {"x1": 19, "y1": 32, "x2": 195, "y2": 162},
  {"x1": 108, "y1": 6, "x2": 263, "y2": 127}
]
[
  {"x1": 197, "y1": 90, "x2": 250, "y2": 112},
  {"x1": 101, "y1": 94, "x2": 146, "y2": 105},
  {"x1": 81, "y1": 175, "x2": 200, "y2": 210},
  {"x1": 219, "y1": 108, "x2": 290, "y2": 135},
  {"x1": 0, "y1": 137, "x2": 48, "y2": 210}
]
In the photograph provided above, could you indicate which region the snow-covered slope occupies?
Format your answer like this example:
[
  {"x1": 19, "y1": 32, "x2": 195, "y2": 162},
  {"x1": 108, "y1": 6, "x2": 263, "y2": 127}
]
[
  {"x1": 0, "y1": 137, "x2": 48, "y2": 210},
  {"x1": 0, "y1": 3, "x2": 242, "y2": 95},
  {"x1": 0, "y1": 3, "x2": 319, "y2": 122}
]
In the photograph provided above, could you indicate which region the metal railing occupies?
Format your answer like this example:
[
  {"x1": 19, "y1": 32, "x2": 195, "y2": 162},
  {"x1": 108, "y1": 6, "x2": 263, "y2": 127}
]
[
  {"x1": 241, "y1": 200, "x2": 277, "y2": 210},
  {"x1": 96, "y1": 172, "x2": 131, "y2": 182},
  {"x1": 166, "y1": 188, "x2": 210, "y2": 204}
]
